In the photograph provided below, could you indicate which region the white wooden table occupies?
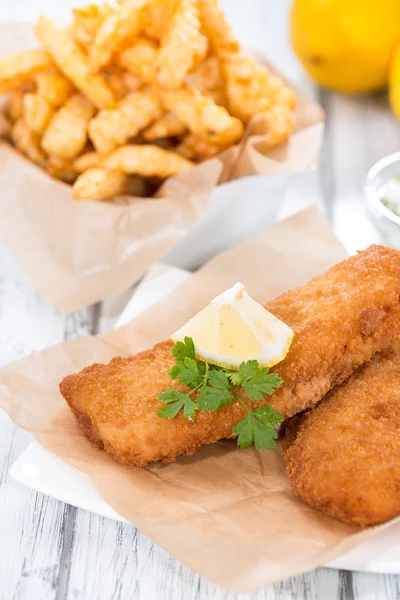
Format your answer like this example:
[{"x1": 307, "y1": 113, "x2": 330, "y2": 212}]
[{"x1": 1, "y1": 1, "x2": 400, "y2": 598}]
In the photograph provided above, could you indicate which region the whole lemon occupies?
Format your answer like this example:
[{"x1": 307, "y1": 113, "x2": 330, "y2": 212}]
[
  {"x1": 291, "y1": 0, "x2": 400, "y2": 93},
  {"x1": 389, "y1": 42, "x2": 400, "y2": 119}
]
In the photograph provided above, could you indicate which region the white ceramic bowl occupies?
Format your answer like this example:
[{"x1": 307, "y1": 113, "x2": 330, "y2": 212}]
[{"x1": 364, "y1": 152, "x2": 400, "y2": 249}]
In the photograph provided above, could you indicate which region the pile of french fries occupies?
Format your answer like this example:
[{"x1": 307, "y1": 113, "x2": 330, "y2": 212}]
[{"x1": 0, "y1": 0, "x2": 296, "y2": 201}]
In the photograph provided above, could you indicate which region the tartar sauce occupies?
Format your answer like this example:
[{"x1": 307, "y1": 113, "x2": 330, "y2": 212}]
[{"x1": 379, "y1": 176, "x2": 400, "y2": 216}]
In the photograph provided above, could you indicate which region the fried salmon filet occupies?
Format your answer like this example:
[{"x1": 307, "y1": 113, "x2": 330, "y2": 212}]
[
  {"x1": 60, "y1": 245, "x2": 400, "y2": 467},
  {"x1": 283, "y1": 342, "x2": 400, "y2": 527}
]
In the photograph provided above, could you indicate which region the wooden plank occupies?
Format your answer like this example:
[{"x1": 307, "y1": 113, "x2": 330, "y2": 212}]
[
  {"x1": 352, "y1": 571, "x2": 398, "y2": 600},
  {"x1": 67, "y1": 512, "x2": 341, "y2": 599},
  {"x1": 0, "y1": 414, "x2": 63, "y2": 600},
  {"x1": 319, "y1": 90, "x2": 400, "y2": 253},
  {"x1": 0, "y1": 243, "x2": 98, "y2": 599}
]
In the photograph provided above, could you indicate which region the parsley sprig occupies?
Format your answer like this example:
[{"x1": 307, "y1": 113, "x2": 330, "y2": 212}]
[{"x1": 157, "y1": 337, "x2": 283, "y2": 450}]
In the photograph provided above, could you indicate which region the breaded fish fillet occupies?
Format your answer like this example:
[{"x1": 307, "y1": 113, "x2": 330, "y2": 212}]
[
  {"x1": 283, "y1": 342, "x2": 400, "y2": 527},
  {"x1": 60, "y1": 245, "x2": 400, "y2": 467}
]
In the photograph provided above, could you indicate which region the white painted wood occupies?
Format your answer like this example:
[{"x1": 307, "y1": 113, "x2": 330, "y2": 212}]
[
  {"x1": 0, "y1": 244, "x2": 97, "y2": 600},
  {"x1": 322, "y1": 91, "x2": 400, "y2": 253},
  {"x1": 0, "y1": 0, "x2": 400, "y2": 598},
  {"x1": 68, "y1": 509, "x2": 342, "y2": 600}
]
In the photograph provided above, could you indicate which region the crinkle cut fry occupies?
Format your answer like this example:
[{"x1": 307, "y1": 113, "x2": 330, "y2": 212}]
[
  {"x1": 72, "y1": 168, "x2": 127, "y2": 200},
  {"x1": 23, "y1": 93, "x2": 55, "y2": 133},
  {"x1": 102, "y1": 144, "x2": 194, "y2": 177},
  {"x1": 36, "y1": 71, "x2": 73, "y2": 107},
  {"x1": 141, "y1": 0, "x2": 178, "y2": 39},
  {"x1": 11, "y1": 118, "x2": 46, "y2": 166},
  {"x1": 41, "y1": 94, "x2": 95, "y2": 161},
  {"x1": 198, "y1": 0, "x2": 239, "y2": 54},
  {"x1": 88, "y1": 90, "x2": 162, "y2": 154},
  {"x1": 159, "y1": 86, "x2": 243, "y2": 147},
  {"x1": 35, "y1": 15, "x2": 115, "y2": 109},
  {"x1": 283, "y1": 341, "x2": 400, "y2": 527},
  {"x1": 0, "y1": 48, "x2": 53, "y2": 93},
  {"x1": 88, "y1": 0, "x2": 152, "y2": 73},
  {"x1": 118, "y1": 38, "x2": 157, "y2": 83},
  {"x1": 143, "y1": 112, "x2": 186, "y2": 140},
  {"x1": 60, "y1": 245, "x2": 400, "y2": 467},
  {"x1": 156, "y1": 0, "x2": 207, "y2": 89},
  {"x1": 71, "y1": 3, "x2": 116, "y2": 47}
]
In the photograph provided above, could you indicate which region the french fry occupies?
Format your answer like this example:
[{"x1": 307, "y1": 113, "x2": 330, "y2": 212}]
[
  {"x1": 198, "y1": 0, "x2": 240, "y2": 55},
  {"x1": 156, "y1": 0, "x2": 207, "y2": 89},
  {"x1": 89, "y1": 89, "x2": 162, "y2": 154},
  {"x1": 41, "y1": 94, "x2": 95, "y2": 160},
  {"x1": 142, "y1": 0, "x2": 178, "y2": 39},
  {"x1": 0, "y1": 112, "x2": 11, "y2": 137},
  {"x1": 143, "y1": 112, "x2": 186, "y2": 140},
  {"x1": 186, "y1": 56, "x2": 221, "y2": 93},
  {"x1": 11, "y1": 119, "x2": 46, "y2": 166},
  {"x1": 206, "y1": 86, "x2": 228, "y2": 107},
  {"x1": 187, "y1": 56, "x2": 227, "y2": 106},
  {"x1": 255, "y1": 104, "x2": 296, "y2": 151},
  {"x1": 73, "y1": 151, "x2": 100, "y2": 171},
  {"x1": 0, "y1": 48, "x2": 53, "y2": 93},
  {"x1": 23, "y1": 93, "x2": 55, "y2": 133},
  {"x1": 176, "y1": 133, "x2": 220, "y2": 160},
  {"x1": 0, "y1": 0, "x2": 296, "y2": 192},
  {"x1": 102, "y1": 144, "x2": 194, "y2": 177},
  {"x1": 121, "y1": 71, "x2": 142, "y2": 92},
  {"x1": 72, "y1": 168, "x2": 127, "y2": 200},
  {"x1": 20, "y1": 80, "x2": 36, "y2": 93},
  {"x1": 88, "y1": 0, "x2": 152, "y2": 73},
  {"x1": 47, "y1": 156, "x2": 78, "y2": 183},
  {"x1": 222, "y1": 52, "x2": 296, "y2": 123},
  {"x1": 6, "y1": 90, "x2": 24, "y2": 123},
  {"x1": 71, "y1": 3, "x2": 115, "y2": 46},
  {"x1": 160, "y1": 86, "x2": 243, "y2": 146},
  {"x1": 105, "y1": 70, "x2": 129, "y2": 101},
  {"x1": 35, "y1": 16, "x2": 115, "y2": 109},
  {"x1": 36, "y1": 72, "x2": 73, "y2": 107},
  {"x1": 118, "y1": 39, "x2": 157, "y2": 84}
]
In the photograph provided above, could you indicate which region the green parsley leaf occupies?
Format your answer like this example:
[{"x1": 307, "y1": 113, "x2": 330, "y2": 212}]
[
  {"x1": 251, "y1": 415, "x2": 279, "y2": 450},
  {"x1": 168, "y1": 363, "x2": 183, "y2": 380},
  {"x1": 208, "y1": 370, "x2": 230, "y2": 389},
  {"x1": 228, "y1": 372, "x2": 241, "y2": 386},
  {"x1": 242, "y1": 369, "x2": 283, "y2": 401},
  {"x1": 233, "y1": 408, "x2": 280, "y2": 450},
  {"x1": 197, "y1": 385, "x2": 232, "y2": 412},
  {"x1": 197, "y1": 370, "x2": 232, "y2": 411},
  {"x1": 157, "y1": 400, "x2": 185, "y2": 419},
  {"x1": 172, "y1": 336, "x2": 195, "y2": 362},
  {"x1": 157, "y1": 390, "x2": 196, "y2": 420},
  {"x1": 238, "y1": 360, "x2": 259, "y2": 383},
  {"x1": 253, "y1": 404, "x2": 283, "y2": 427},
  {"x1": 197, "y1": 360, "x2": 208, "y2": 377},
  {"x1": 158, "y1": 389, "x2": 185, "y2": 403},
  {"x1": 159, "y1": 336, "x2": 284, "y2": 451},
  {"x1": 183, "y1": 396, "x2": 197, "y2": 419},
  {"x1": 168, "y1": 356, "x2": 203, "y2": 388},
  {"x1": 232, "y1": 414, "x2": 253, "y2": 449}
]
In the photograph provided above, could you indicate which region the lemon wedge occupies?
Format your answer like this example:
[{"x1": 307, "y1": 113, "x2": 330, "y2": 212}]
[{"x1": 171, "y1": 282, "x2": 294, "y2": 370}]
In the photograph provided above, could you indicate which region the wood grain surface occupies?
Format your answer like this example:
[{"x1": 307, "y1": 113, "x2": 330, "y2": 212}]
[{"x1": 1, "y1": 0, "x2": 400, "y2": 598}]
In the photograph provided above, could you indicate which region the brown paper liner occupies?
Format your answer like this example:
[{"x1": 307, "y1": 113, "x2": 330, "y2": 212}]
[
  {"x1": 1, "y1": 206, "x2": 398, "y2": 592},
  {"x1": 0, "y1": 22, "x2": 323, "y2": 313}
]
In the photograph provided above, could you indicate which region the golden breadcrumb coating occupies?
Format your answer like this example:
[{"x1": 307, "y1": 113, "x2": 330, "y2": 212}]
[
  {"x1": 60, "y1": 245, "x2": 400, "y2": 467},
  {"x1": 283, "y1": 342, "x2": 400, "y2": 527},
  {"x1": 266, "y1": 244, "x2": 400, "y2": 417}
]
